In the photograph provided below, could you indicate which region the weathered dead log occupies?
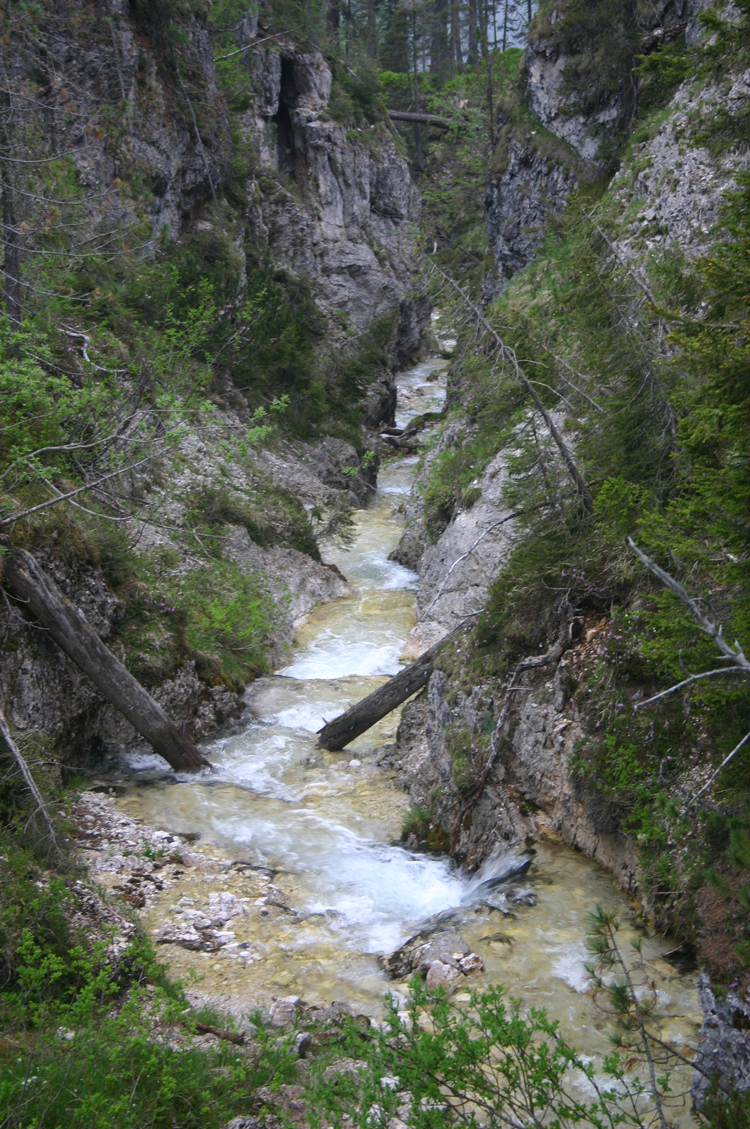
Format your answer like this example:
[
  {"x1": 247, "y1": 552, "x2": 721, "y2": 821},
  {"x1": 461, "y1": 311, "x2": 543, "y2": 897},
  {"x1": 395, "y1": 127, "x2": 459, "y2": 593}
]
[
  {"x1": 389, "y1": 110, "x2": 451, "y2": 128},
  {"x1": 0, "y1": 537, "x2": 209, "y2": 772},
  {"x1": 193, "y1": 1022, "x2": 245, "y2": 1045},
  {"x1": 317, "y1": 627, "x2": 463, "y2": 750}
]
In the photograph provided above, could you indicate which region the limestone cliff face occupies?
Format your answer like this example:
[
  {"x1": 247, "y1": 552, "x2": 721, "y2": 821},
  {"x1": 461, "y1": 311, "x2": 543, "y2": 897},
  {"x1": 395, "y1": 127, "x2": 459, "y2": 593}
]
[
  {"x1": 242, "y1": 49, "x2": 421, "y2": 332},
  {"x1": 484, "y1": 0, "x2": 701, "y2": 297},
  {"x1": 484, "y1": 136, "x2": 579, "y2": 298},
  {"x1": 524, "y1": 0, "x2": 692, "y2": 165},
  {"x1": 393, "y1": 662, "x2": 639, "y2": 886},
  {"x1": 0, "y1": 15, "x2": 424, "y2": 770},
  {"x1": 27, "y1": 0, "x2": 232, "y2": 239}
]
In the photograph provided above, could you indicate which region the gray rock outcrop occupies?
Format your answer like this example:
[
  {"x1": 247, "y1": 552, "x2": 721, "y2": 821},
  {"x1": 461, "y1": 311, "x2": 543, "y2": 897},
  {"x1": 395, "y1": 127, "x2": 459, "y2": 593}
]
[
  {"x1": 413, "y1": 443, "x2": 516, "y2": 641},
  {"x1": 396, "y1": 411, "x2": 571, "y2": 657},
  {"x1": 37, "y1": 0, "x2": 231, "y2": 239},
  {"x1": 395, "y1": 658, "x2": 639, "y2": 882},
  {"x1": 484, "y1": 0, "x2": 705, "y2": 297},
  {"x1": 609, "y1": 66, "x2": 750, "y2": 264},
  {"x1": 692, "y1": 973, "x2": 750, "y2": 1107},
  {"x1": 485, "y1": 135, "x2": 580, "y2": 295},
  {"x1": 241, "y1": 49, "x2": 421, "y2": 333}
]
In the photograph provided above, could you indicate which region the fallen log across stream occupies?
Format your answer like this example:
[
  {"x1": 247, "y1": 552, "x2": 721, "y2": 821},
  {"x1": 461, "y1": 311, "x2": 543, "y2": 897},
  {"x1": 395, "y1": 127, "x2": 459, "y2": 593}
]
[
  {"x1": 0, "y1": 537, "x2": 209, "y2": 772},
  {"x1": 317, "y1": 626, "x2": 463, "y2": 751}
]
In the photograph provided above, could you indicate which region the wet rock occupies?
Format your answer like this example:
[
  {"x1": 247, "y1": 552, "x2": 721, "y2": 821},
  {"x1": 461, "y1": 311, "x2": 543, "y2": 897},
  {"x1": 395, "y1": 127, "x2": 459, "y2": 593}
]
[
  {"x1": 208, "y1": 891, "x2": 250, "y2": 925},
  {"x1": 425, "y1": 961, "x2": 460, "y2": 989},
  {"x1": 305, "y1": 1000, "x2": 353, "y2": 1025},
  {"x1": 385, "y1": 930, "x2": 469, "y2": 980},
  {"x1": 458, "y1": 953, "x2": 484, "y2": 974},
  {"x1": 474, "y1": 851, "x2": 533, "y2": 891},
  {"x1": 221, "y1": 1119, "x2": 259, "y2": 1129},
  {"x1": 254, "y1": 1084, "x2": 307, "y2": 1124},
  {"x1": 265, "y1": 886, "x2": 293, "y2": 912},
  {"x1": 295, "y1": 1032, "x2": 313, "y2": 1057},
  {"x1": 156, "y1": 923, "x2": 204, "y2": 951}
]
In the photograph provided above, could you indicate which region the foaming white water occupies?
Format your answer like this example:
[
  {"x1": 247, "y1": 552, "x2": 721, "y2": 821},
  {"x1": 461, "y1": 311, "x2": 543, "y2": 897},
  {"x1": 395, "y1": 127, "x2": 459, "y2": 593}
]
[
  {"x1": 115, "y1": 355, "x2": 699, "y2": 1097},
  {"x1": 210, "y1": 800, "x2": 466, "y2": 953},
  {"x1": 394, "y1": 358, "x2": 448, "y2": 430},
  {"x1": 378, "y1": 456, "x2": 419, "y2": 495},
  {"x1": 279, "y1": 631, "x2": 408, "y2": 679}
]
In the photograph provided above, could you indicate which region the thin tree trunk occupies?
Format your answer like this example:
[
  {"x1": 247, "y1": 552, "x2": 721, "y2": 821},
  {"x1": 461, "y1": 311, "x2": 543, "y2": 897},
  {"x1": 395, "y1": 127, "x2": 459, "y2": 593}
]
[
  {"x1": 367, "y1": 0, "x2": 376, "y2": 56},
  {"x1": 0, "y1": 538, "x2": 210, "y2": 772},
  {"x1": 424, "y1": 256, "x2": 594, "y2": 512},
  {"x1": 327, "y1": 0, "x2": 340, "y2": 37},
  {"x1": 0, "y1": 91, "x2": 21, "y2": 337},
  {"x1": 389, "y1": 110, "x2": 449, "y2": 126},
  {"x1": 430, "y1": 0, "x2": 449, "y2": 75},
  {"x1": 484, "y1": 27, "x2": 494, "y2": 143},
  {"x1": 412, "y1": 15, "x2": 425, "y2": 173},
  {"x1": 467, "y1": 0, "x2": 478, "y2": 64},
  {"x1": 503, "y1": 0, "x2": 509, "y2": 51},
  {"x1": 451, "y1": 0, "x2": 463, "y2": 73},
  {"x1": 0, "y1": 705, "x2": 59, "y2": 853}
]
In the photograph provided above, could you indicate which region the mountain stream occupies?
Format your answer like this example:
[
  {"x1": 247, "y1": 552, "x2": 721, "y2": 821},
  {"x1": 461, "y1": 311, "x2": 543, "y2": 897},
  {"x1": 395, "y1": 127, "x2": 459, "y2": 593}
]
[{"x1": 112, "y1": 357, "x2": 701, "y2": 1120}]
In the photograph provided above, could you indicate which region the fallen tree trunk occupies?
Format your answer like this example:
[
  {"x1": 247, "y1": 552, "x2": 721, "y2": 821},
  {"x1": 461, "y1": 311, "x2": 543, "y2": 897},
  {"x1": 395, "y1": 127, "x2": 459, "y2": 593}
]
[
  {"x1": 389, "y1": 110, "x2": 450, "y2": 128},
  {"x1": 318, "y1": 626, "x2": 462, "y2": 751},
  {"x1": 0, "y1": 537, "x2": 209, "y2": 772}
]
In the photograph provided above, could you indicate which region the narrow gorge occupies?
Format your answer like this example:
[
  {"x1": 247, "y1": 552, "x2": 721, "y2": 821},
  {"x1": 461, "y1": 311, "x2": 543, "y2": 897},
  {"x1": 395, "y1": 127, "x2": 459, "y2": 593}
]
[{"x1": 0, "y1": 1, "x2": 748, "y2": 1127}]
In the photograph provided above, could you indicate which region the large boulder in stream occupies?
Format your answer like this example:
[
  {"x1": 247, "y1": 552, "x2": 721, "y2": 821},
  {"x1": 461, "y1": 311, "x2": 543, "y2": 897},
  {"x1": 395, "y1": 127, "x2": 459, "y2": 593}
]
[{"x1": 384, "y1": 929, "x2": 483, "y2": 982}]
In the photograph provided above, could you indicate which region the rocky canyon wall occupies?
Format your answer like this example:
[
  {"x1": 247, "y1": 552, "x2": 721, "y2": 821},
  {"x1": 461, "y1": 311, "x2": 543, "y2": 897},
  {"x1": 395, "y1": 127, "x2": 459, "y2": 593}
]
[{"x1": 0, "y1": 5, "x2": 426, "y2": 772}]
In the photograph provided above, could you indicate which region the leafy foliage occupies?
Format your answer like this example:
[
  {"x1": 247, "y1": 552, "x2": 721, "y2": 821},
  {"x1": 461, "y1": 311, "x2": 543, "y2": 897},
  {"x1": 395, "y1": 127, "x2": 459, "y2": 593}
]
[
  {"x1": 419, "y1": 2, "x2": 750, "y2": 980},
  {"x1": 309, "y1": 978, "x2": 671, "y2": 1129},
  {"x1": 0, "y1": 872, "x2": 299, "y2": 1129}
]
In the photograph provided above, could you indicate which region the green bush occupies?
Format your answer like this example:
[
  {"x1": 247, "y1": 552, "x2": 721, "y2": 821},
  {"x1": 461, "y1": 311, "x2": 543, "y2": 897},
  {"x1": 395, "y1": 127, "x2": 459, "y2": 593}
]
[
  {"x1": 0, "y1": 909, "x2": 299, "y2": 1129},
  {"x1": 328, "y1": 59, "x2": 387, "y2": 126},
  {"x1": 308, "y1": 978, "x2": 669, "y2": 1129},
  {"x1": 118, "y1": 552, "x2": 274, "y2": 690},
  {"x1": 181, "y1": 561, "x2": 275, "y2": 687},
  {"x1": 184, "y1": 480, "x2": 319, "y2": 558}
]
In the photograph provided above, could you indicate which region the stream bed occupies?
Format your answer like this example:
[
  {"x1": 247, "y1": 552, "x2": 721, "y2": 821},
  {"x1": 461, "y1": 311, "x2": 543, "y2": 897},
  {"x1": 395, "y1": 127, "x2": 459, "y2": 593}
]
[{"x1": 102, "y1": 356, "x2": 701, "y2": 1123}]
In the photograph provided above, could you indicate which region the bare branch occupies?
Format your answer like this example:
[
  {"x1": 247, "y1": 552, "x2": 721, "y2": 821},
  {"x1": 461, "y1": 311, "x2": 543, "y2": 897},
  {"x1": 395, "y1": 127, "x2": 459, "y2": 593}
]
[
  {"x1": 0, "y1": 705, "x2": 59, "y2": 854},
  {"x1": 214, "y1": 28, "x2": 297, "y2": 61},
  {"x1": 635, "y1": 666, "x2": 745, "y2": 709},
  {"x1": 422, "y1": 255, "x2": 593, "y2": 512},
  {"x1": 0, "y1": 455, "x2": 153, "y2": 527},
  {"x1": 684, "y1": 731, "x2": 750, "y2": 813},
  {"x1": 627, "y1": 537, "x2": 750, "y2": 676},
  {"x1": 421, "y1": 512, "x2": 519, "y2": 620}
]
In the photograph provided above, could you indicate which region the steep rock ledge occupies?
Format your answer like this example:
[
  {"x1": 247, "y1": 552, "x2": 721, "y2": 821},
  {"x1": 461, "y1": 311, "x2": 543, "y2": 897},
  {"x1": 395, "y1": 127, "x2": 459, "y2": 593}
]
[
  {"x1": 242, "y1": 49, "x2": 421, "y2": 333},
  {"x1": 484, "y1": 0, "x2": 705, "y2": 298},
  {"x1": 393, "y1": 650, "x2": 639, "y2": 891}
]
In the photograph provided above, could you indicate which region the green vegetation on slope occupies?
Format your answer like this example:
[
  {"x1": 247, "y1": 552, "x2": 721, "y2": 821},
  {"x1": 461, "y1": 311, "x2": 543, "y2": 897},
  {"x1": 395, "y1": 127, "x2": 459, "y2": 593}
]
[{"x1": 422, "y1": 2, "x2": 750, "y2": 982}]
